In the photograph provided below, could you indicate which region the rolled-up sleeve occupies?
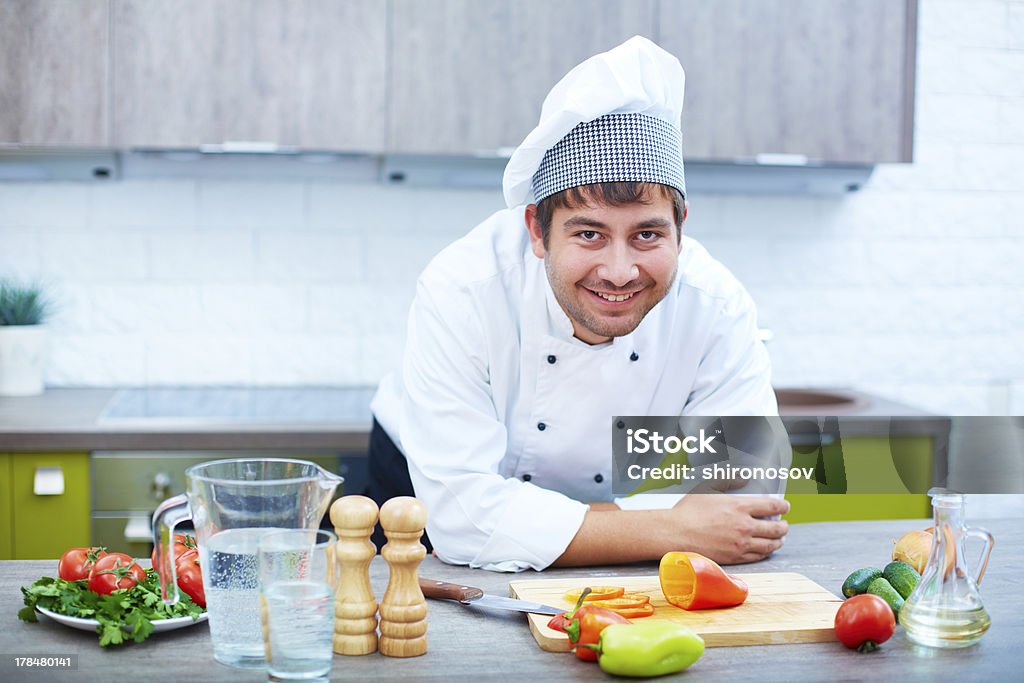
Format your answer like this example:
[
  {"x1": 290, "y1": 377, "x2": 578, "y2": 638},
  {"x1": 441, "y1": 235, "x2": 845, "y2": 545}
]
[{"x1": 400, "y1": 276, "x2": 587, "y2": 572}]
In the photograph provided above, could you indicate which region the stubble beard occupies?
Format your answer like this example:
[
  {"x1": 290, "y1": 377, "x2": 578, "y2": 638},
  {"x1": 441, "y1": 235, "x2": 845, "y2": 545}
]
[{"x1": 545, "y1": 258, "x2": 678, "y2": 341}]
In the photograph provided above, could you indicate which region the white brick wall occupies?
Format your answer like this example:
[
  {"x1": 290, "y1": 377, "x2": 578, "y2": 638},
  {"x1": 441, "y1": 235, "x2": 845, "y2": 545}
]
[{"x1": 0, "y1": 0, "x2": 1021, "y2": 417}]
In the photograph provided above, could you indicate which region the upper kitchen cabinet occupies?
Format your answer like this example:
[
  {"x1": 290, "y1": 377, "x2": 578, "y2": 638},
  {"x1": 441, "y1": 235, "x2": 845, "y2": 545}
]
[
  {"x1": 0, "y1": 0, "x2": 110, "y2": 146},
  {"x1": 389, "y1": 0, "x2": 656, "y2": 155},
  {"x1": 658, "y1": 0, "x2": 916, "y2": 164},
  {"x1": 111, "y1": 0, "x2": 387, "y2": 151}
]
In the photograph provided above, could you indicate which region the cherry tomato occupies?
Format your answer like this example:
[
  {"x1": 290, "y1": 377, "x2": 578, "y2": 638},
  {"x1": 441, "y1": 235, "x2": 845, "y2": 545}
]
[
  {"x1": 834, "y1": 594, "x2": 896, "y2": 653},
  {"x1": 87, "y1": 553, "x2": 147, "y2": 595},
  {"x1": 57, "y1": 547, "x2": 108, "y2": 581},
  {"x1": 151, "y1": 534, "x2": 197, "y2": 574},
  {"x1": 175, "y1": 551, "x2": 206, "y2": 608}
]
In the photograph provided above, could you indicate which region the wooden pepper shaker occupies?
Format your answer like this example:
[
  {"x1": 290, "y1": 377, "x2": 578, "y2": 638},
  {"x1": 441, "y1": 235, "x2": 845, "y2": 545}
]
[
  {"x1": 378, "y1": 496, "x2": 428, "y2": 658},
  {"x1": 330, "y1": 495, "x2": 380, "y2": 655}
]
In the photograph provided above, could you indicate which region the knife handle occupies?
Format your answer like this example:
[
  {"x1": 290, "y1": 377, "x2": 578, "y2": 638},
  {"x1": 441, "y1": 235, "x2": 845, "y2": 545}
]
[{"x1": 419, "y1": 577, "x2": 484, "y2": 602}]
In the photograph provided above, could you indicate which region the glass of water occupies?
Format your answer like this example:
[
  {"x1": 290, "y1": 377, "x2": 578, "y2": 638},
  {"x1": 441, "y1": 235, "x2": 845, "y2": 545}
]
[{"x1": 258, "y1": 529, "x2": 338, "y2": 681}]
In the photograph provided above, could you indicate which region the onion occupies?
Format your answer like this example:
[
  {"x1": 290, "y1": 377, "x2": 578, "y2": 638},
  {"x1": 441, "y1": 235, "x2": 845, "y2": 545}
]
[{"x1": 892, "y1": 530, "x2": 933, "y2": 574}]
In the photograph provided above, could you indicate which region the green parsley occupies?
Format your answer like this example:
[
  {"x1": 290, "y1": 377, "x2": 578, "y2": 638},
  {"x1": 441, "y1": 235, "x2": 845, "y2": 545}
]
[{"x1": 18, "y1": 569, "x2": 205, "y2": 647}]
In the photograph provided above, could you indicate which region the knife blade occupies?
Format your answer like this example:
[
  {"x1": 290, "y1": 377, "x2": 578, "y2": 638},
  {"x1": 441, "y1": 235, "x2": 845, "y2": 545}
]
[{"x1": 419, "y1": 577, "x2": 563, "y2": 616}]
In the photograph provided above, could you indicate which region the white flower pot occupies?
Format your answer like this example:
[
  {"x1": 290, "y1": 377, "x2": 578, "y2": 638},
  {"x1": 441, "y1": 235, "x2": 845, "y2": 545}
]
[{"x1": 0, "y1": 325, "x2": 48, "y2": 396}]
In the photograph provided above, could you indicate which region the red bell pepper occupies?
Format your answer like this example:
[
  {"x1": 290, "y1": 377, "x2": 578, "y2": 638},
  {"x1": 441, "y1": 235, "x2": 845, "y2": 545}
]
[
  {"x1": 659, "y1": 551, "x2": 749, "y2": 610},
  {"x1": 568, "y1": 605, "x2": 630, "y2": 662},
  {"x1": 547, "y1": 612, "x2": 571, "y2": 633},
  {"x1": 547, "y1": 587, "x2": 632, "y2": 661}
]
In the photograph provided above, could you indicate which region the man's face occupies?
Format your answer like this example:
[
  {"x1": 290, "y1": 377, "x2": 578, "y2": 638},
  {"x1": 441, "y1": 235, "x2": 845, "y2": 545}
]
[{"x1": 525, "y1": 191, "x2": 686, "y2": 345}]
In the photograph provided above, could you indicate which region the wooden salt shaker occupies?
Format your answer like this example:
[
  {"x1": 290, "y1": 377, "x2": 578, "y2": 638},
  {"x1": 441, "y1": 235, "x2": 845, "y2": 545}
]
[
  {"x1": 378, "y1": 496, "x2": 428, "y2": 658},
  {"x1": 330, "y1": 495, "x2": 380, "y2": 655}
]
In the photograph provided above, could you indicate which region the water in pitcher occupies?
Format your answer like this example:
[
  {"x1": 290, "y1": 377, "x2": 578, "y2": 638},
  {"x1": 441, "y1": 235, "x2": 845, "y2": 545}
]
[
  {"x1": 151, "y1": 458, "x2": 343, "y2": 670},
  {"x1": 203, "y1": 528, "x2": 278, "y2": 668}
]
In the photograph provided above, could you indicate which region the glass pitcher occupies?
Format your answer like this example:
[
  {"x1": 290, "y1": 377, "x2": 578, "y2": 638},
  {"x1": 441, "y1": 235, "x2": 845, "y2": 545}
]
[
  {"x1": 151, "y1": 458, "x2": 343, "y2": 669},
  {"x1": 900, "y1": 487, "x2": 993, "y2": 649}
]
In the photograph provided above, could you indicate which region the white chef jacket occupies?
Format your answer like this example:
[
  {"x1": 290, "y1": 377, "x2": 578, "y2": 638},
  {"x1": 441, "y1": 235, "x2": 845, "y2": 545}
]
[{"x1": 371, "y1": 207, "x2": 776, "y2": 572}]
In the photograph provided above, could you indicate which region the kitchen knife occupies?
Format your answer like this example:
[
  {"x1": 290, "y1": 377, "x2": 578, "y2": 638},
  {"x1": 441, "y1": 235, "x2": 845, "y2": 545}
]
[{"x1": 419, "y1": 577, "x2": 563, "y2": 616}]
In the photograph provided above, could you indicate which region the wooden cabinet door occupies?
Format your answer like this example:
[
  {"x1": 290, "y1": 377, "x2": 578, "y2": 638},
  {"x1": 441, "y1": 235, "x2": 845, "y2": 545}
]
[
  {"x1": 389, "y1": 0, "x2": 656, "y2": 155},
  {"x1": 0, "y1": 0, "x2": 110, "y2": 146},
  {"x1": 111, "y1": 0, "x2": 387, "y2": 150},
  {"x1": 657, "y1": 0, "x2": 915, "y2": 163},
  {"x1": 10, "y1": 452, "x2": 90, "y2": 559}
]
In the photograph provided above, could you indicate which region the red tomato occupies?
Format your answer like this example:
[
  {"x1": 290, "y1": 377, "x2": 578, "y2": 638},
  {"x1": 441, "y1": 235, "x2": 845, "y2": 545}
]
[
  {"x1": 175, "y1": 552, "x2": 206, "y2": 608},
  {"x1": 175, "y1": 547, "x2": 198, "y2": 568},
  {"x1": 57, "y1": 547, "x2": 108, "y2": 581},
  {"x1": 834, "y1": 594, "x2": 896, "y2": 652},
  {"x1": 87, "y1": 553, "x2": 147, "y2": 595},
  {"x1": 151, "y1": 534, "x2": 197, "y2": 574}
]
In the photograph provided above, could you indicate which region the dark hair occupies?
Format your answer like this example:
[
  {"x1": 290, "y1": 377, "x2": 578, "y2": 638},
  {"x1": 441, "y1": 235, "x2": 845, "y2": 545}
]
[{"x1": 535, "y1": 182, "x2": 685, "y2": 248}]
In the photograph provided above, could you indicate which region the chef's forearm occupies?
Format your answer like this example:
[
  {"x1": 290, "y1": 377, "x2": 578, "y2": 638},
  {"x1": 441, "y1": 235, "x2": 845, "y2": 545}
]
[{"x1": 552, "y1": 508, "x2": 670, "y2": 566}]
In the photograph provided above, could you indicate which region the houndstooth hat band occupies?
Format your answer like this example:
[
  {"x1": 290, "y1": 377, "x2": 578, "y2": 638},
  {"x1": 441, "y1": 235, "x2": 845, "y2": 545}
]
[{"x1": 530, "y1": 112, "x2": 686, "y2": 205}]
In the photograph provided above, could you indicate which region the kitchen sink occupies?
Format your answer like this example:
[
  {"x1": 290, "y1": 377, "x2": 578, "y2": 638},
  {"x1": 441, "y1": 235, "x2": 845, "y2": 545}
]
[
  {"x1": 97, "y1": 387, "x2": 377, "y2": 425},
  {"x1": 774, "y1": 388, "x2": 867, "y2": 415}
]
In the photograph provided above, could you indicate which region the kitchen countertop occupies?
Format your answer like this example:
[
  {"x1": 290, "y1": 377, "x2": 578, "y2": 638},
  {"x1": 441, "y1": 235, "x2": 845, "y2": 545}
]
[
  {"x1": 0, "y1": 387, "x2": 947, "y2": 452},
  {"x1": 0, "y1": 388, "x2": 376, "y2": 450},
  {"x1": 1, "y1": 518, "x2": 1017, "y2": 682}
]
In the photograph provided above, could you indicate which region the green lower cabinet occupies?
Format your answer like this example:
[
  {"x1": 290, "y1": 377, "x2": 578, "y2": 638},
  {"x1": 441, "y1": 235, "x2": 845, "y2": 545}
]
[
  {"x1": 10, "y1": 452, "x2": 90, "y2": 559},
  {"x1": 784, "y1": 436, "x2": 933, "y2": 523},
  {"x1": 0, "y1": 454, "x2": 12, "y2": 559}
]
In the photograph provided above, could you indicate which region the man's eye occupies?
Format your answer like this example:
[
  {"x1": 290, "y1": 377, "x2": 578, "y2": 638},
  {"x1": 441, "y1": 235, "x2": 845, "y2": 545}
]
[
  {"x1": 578, "y1": 230, "x2": 599, "y2": 240},
  {"x1": 638, "y1": 231, "x2": 659, "y2": 241}
]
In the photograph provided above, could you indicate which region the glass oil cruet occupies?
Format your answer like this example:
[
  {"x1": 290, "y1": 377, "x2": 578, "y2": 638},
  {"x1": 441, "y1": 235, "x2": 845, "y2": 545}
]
[{"x1": 900, "y1": 487, "x2": 994, "y2": 648}]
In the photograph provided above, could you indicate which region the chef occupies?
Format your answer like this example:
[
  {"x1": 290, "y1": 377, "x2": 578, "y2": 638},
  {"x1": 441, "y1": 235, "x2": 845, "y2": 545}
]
[{"x1": 368, "y1": 36, "x2": 790, "y2": 571}]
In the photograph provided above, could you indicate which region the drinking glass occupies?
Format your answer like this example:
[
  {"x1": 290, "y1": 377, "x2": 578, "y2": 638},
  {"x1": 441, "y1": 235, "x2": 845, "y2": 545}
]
[{"x1": 258, "y1": 529, "x2": 338, "y2": 680}]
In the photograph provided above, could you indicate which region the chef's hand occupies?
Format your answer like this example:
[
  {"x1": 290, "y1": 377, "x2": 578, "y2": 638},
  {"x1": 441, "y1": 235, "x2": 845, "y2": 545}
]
[{"x1": 666, "y1": 490, "x2": 789, "y2": 565}]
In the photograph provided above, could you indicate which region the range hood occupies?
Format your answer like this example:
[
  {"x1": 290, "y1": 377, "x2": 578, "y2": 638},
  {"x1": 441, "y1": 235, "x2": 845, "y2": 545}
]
[
  {"x1": 381, "y1": 154, "x2": 874, "y2": 196},
  {"x1": 0, "y1": 147, "x2": 873, "y2": 196}
]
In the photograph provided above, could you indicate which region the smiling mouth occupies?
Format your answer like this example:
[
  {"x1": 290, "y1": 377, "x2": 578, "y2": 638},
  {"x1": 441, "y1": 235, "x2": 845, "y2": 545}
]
[{"x1": 587, "y1": 288, "x2": 639, "y2": 303}]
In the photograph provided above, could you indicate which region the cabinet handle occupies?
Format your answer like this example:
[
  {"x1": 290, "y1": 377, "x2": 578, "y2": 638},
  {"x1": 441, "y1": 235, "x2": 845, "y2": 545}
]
[
  {"x1": 151, "y1": 472, "x2": 173, "y2": 501},
  {"x1": 124, "y1": 514, "x2": 152, "y2": 543},
  {"x1": 33, "y1": 466, "x2": 65, "y2": 495},
  {"x1": 199, "y1": 141, "x2": 296, "y2": 154}
]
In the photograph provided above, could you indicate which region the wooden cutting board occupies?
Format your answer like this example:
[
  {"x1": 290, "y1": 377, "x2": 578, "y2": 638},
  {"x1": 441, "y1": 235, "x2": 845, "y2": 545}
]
[{"x1": 509, "y1": 572, "x2": 842, "y2": 650}]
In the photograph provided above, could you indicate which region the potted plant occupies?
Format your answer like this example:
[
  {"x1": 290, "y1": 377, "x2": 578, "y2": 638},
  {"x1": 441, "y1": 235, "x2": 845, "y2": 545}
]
[{"x1": 0, "y1": 280, "x2": 51, "y2": 396}]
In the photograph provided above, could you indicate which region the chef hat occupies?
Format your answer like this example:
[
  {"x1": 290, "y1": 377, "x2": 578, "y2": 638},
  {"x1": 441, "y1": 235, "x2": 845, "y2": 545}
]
[{"x1": 502, "y1": 36, "x2": 686, "y2": 209}]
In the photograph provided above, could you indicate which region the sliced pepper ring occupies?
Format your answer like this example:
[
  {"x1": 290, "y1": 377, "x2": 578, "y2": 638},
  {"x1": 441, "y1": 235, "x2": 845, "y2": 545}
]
[
  {"x1": 589, "y1": 594, "x2": 650, "y2": 610},
  {"x1": 602, "y1": 603, "x2": 656, "y2": 619},
  {"x1": 563, "y1": 586, "x2": 625, "y2": 603}
]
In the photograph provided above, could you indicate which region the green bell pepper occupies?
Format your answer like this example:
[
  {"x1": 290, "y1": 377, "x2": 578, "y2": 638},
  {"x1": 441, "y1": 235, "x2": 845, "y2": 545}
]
[{"x1": 594, "y1": 622, "x2": 704, "y2": 677}]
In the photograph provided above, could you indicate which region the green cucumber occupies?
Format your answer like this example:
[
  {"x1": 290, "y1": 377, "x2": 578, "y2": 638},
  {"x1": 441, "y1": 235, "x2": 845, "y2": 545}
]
[
  {"x1": 866, "y1": 577, "x2": 905, "y2": 621},
  {"x1": 882, "y1": 561, "x2": 921, "y2": 599},
  {"x1": 841, "y1": 567, "x2": 882, "y2": 598}
]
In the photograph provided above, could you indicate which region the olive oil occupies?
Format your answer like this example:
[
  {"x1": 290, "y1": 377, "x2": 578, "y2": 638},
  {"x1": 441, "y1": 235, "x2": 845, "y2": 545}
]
[
  {"x1": 898, "y1": 488, "x2": 993, "y2": 649},
  {"x1": 900, "y1": 600, "x2": 991, "y2": 648}
]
